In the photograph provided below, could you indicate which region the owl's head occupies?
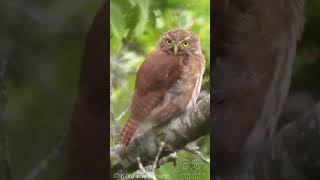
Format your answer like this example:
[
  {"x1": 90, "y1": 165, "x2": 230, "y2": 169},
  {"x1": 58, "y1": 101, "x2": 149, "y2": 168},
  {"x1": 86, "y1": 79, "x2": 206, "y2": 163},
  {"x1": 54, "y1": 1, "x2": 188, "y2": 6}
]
[{"x1": 158, "y1": 28, "x2": 202, "y2": 55}]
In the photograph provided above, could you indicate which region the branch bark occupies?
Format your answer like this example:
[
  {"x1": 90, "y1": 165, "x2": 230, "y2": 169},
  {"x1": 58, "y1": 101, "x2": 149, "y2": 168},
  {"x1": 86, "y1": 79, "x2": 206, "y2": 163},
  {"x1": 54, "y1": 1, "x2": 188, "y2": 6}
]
[{"x1": 110, "y1": 94, "x2": 210, "y2": 176}]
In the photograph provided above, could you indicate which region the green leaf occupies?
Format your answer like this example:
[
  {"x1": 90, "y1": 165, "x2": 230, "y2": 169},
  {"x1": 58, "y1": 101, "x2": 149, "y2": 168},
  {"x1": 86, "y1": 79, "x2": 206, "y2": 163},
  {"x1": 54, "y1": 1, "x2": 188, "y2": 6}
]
[
  {"x1": 131, "y1": 0, "x2": 149, "y2": 37},
  {"x1": 110, "y1": 1, "x2": 130, "y2": 57}
]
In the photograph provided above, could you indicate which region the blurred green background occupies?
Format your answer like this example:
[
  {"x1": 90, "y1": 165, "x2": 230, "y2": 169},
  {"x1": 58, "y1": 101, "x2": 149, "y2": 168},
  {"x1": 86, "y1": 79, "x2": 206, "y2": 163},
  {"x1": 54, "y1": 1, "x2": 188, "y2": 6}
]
[
  {"x1": 110, "y1": 0, "x2": 210, "y2": 179},
  {"x1": 0, "y1": 0, "x2": 102, "y2": 179},
  {"x1": 0, "y1": 0, "x2": 319, "y2": 179},
  {"x1": 292, "y1": 0, "x2": 320, "y2": 99}
]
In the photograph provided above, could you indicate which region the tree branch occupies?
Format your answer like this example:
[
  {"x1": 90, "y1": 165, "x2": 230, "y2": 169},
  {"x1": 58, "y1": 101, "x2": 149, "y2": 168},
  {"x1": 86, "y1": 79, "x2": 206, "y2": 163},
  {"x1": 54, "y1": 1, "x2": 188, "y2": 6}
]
[
  {"x1": 184, "y1": 145, "x2": 210, "y2": 164},
  {"x1": 110, "y1": 94, "x2": 210, "y2": 176}
]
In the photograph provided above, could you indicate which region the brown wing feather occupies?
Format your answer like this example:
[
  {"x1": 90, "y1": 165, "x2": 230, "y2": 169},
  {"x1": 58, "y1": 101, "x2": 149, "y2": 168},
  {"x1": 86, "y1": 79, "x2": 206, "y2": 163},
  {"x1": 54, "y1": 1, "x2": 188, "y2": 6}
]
[{"x1": 131, "y1": 50, "x2": 187, "y2": 121}]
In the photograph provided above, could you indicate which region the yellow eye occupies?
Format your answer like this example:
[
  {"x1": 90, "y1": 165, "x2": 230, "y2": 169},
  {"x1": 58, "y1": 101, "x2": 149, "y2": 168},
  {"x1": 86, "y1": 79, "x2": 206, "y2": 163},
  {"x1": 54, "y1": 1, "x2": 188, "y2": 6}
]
[
  {"x1": 182, "y1": 41, "x2": 190, "y2": 47},
  {"x1": 166, "y1": 39, "x2": 172, "y2": 45}
]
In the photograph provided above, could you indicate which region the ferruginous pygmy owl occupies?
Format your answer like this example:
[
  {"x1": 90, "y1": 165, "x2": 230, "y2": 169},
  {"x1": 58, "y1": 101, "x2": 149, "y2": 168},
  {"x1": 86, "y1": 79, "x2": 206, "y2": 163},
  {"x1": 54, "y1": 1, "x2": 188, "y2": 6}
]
[{"x1": 119, "y1": 28, "x2": 205, "y2": 146}]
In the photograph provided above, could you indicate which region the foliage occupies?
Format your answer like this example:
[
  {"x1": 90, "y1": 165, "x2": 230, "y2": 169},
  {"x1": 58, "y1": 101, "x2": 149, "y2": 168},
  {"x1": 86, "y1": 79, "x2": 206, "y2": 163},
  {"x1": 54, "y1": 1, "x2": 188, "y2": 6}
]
[
  {"x1": 110, "y1": 0, "x2": 211, "y2": 118},
  {"x1": 292, "y1": 0, "x2": 320, "y2": 99}
]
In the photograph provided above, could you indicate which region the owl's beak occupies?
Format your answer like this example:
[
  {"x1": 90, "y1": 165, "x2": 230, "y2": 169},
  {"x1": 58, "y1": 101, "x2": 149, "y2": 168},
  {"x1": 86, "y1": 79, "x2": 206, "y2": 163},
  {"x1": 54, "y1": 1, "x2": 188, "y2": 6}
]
[{"x1": 173, "y1": 45, "x2": 178, "y2": 55}]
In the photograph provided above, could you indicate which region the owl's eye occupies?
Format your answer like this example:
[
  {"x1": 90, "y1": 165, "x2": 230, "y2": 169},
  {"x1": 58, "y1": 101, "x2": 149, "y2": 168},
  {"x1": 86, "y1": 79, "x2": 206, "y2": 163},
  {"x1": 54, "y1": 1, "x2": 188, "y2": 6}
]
[
  {"x1": 182, "y1": 40, "x2": 190, "y2": 47},
  {"x1": 166, "y1": 39, "x2": 172, "y2": 45}
]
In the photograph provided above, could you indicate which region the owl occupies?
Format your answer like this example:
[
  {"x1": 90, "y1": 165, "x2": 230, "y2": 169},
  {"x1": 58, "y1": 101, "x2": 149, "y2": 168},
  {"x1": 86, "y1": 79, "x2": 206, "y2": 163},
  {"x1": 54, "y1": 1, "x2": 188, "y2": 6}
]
[{"x1": 119, "y1": 28, "x2": 205, "y2": 146}]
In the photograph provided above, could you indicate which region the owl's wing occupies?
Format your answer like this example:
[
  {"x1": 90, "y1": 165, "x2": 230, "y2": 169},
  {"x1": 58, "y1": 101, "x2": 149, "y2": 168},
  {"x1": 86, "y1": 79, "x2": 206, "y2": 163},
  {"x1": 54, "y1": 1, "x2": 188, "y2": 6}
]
[{"x1": 130, "y1": 50, "x2": 186, "y2": 120}]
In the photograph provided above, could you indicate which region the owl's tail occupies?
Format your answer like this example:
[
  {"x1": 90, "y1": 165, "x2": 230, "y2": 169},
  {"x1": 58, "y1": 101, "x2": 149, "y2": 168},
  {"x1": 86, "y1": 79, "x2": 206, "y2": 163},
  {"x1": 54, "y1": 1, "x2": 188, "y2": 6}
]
[{"x1": 119, "y1": 117, "x2": 139, "y2": 146}]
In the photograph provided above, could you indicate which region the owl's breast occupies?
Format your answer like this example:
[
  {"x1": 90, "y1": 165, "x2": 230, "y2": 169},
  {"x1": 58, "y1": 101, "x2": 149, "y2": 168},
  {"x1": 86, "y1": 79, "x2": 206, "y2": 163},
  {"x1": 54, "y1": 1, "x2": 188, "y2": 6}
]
[
  {"x1": 169, "y1": 54, "x2": 205, "y2": 110},
  {"x1": 143, "y1": 54, "x2": 205, "y2": 124}
]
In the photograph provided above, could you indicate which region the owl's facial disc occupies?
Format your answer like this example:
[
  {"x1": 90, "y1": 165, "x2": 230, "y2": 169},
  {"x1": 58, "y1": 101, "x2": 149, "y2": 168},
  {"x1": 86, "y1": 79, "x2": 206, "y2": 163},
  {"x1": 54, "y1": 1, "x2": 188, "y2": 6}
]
[
  {"x1": 165, "y1": 39, "x2": 189, "y2": 55},
  {"x1": 160, "y1": 29, "x2": 201, "y2": 55},
  {"x1": 163, "y1": 38, "x2": 178, "y2": 55}
]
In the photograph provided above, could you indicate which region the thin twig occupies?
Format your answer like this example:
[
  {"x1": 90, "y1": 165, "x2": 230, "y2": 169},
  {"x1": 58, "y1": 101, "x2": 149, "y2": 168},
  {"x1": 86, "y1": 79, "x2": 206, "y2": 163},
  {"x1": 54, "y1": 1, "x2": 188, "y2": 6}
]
[
  {"x1": 136, "y1": 142, "x2": 166, "y2": 180},
  {"x1": 137, "y1": 157, "x2": 156, "y2": 180},
  {"x1": 110, "y1": 80, "x2": 130, "y2": 146},
  {"x1": 115, "y1": 105, "x2": 130, "y2": 123},
  {"x1": 158, "y1": 152, "x2": 177, "y2": 167},
  {"x1": 23, "y1": 132, "x2": 66, "y2": 180},
  {"x1": 152, "y1": 142, "x2": 165, "y2": 172},
  {"x1": 184, "y1": 145, "x2": 210, "y2": 164}
]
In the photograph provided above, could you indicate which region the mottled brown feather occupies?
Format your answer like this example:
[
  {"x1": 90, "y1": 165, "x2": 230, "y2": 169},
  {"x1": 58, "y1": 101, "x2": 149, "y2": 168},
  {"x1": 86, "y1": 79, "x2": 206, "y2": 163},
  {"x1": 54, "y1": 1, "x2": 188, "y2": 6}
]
[
  {"x1": 131, "y1": 50, "x2": 187, "y2": 120},
  {"x1": 119, "y1": 29, "x2": 205, "y2": 146},
  {"x1": 118, "y1": 117, "x2": 139, "y2": 146}
]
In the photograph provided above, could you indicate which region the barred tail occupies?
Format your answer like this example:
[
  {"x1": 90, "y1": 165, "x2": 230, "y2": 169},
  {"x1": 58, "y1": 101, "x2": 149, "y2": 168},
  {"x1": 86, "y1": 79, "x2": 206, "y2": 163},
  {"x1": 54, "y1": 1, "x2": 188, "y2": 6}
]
[{"x1": 119, "y1": 118, "x2": 139, "y2": 146}]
